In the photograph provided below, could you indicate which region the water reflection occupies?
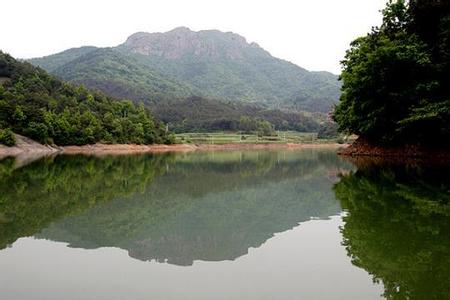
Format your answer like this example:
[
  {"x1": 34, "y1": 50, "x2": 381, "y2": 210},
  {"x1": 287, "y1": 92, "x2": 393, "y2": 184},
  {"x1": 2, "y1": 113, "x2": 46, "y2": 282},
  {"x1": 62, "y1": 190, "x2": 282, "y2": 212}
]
[
  {"x1": 0, "y1": 154, "x2": 171, "y2": 250},
  {"x1": 334, "y1": 159, "x2": 450, "y2": 299},
  {"x1": 0, "y1": 150, "x2": 351, "y2": 266},
  {"x1": 2, "y1": 150, "x2": 449, "y2": 299}
]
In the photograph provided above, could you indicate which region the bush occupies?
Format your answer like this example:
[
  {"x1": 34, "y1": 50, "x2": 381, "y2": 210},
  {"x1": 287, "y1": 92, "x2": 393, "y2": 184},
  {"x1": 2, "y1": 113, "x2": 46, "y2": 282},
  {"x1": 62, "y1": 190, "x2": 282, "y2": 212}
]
[
  {"x1": 0, "y1": 128, "x2": 16, "y2": 146},
  {"x1": 317, "y1": 121, "x2": 338, "y2": 139},
  {"x1": 24, "y1": 122, "x2": 49, "y2": 144},
  {"x1": 336, "y1": 137, "x2": 345, "y2": 144}
]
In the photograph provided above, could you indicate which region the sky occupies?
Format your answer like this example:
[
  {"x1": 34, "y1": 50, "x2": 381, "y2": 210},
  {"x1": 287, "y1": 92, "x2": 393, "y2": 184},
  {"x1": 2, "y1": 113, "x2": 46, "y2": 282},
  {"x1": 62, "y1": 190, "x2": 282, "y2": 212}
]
[{"x1": 1, "y1": 0, "x2": 387, "y2": 74}]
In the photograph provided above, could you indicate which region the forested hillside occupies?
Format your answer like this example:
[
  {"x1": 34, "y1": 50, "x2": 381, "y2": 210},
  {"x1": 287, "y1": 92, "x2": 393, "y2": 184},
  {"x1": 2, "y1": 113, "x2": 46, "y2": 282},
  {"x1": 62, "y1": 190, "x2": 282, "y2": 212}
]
[
  {"x1": 0, "y1": 51, "x2": 174, "y2": 146},
  {"x1": 30, "y1": 27, "x2": 341, "y2": 113},
  {"x1": 27, "y1": 46, "x2": 98, "y2": 72},
  {"x1": 150, "y1": 96, "x2": 322, "y2": 133},
  {"x1": 38, "y1": 47, "x2": 196, "y2": 103}
]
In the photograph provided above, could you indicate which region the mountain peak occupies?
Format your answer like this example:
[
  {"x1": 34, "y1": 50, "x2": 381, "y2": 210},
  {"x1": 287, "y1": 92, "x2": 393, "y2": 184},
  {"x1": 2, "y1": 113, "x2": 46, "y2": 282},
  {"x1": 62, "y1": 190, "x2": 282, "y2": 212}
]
[
  {"x1": 121, "y1": 27, "x2": 267, "y2": 60},
  {"x1": 169, "y1": 26, "x2": 192, "y2": 33}
]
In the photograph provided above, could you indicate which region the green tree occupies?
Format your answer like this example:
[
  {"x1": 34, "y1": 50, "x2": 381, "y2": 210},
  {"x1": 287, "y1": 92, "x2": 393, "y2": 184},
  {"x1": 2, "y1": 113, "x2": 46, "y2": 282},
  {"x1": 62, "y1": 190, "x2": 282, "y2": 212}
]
[
  {"x1": 24, "y1": 122, "x2": 49, "y2": 143},
  {"x1": 317, "y1": 121, "x2": 338, "y2": 139},
  {"x1": 334, "y1": 0, "x2": 450, "y2": 146}
]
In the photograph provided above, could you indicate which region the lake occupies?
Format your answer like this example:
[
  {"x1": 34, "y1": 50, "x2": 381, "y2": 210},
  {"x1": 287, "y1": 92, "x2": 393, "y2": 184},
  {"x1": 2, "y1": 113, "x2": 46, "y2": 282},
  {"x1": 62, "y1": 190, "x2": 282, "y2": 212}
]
[{"x1": 0, "y1": 149, "x2": 448, "y2": 299}]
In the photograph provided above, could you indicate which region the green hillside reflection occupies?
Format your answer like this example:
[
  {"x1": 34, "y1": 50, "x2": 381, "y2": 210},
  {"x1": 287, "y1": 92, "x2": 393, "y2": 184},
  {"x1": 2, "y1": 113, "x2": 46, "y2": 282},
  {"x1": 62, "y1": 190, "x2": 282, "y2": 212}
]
[
  {"x1": 1, "y1": 150, "x2": 352, "y2": 266},
  {"x1": 0, "y1": 154, "x2": 172, "y2": 249},
  {"x1": 334, "y1": 161, "x2": 450, "y2": 300}
]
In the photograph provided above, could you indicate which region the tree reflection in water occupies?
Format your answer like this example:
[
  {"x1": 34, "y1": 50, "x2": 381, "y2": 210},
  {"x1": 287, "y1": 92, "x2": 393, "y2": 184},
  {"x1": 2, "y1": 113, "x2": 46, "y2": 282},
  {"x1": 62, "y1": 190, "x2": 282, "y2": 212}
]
[{"x1": 334, "y1": 159, "x2": 450, "y2": 300}]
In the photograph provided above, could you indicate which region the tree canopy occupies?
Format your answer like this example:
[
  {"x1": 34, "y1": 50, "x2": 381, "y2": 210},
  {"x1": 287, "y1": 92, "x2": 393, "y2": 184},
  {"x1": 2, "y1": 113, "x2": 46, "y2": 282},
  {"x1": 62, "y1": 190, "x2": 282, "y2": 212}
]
[
  {"x1": 334, "y1": 0, "x2": 450, "y2": 146},
  {"x1": 0, "y1": 51, "x2": 174, "y2": 146}
]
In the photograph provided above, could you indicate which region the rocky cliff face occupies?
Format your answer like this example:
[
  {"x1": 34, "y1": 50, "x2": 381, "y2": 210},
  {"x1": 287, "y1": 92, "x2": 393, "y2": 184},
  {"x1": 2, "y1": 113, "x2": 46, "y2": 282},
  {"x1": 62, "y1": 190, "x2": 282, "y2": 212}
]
[{"x1": 122, "y1": 27, "x2": 269, "y2": 60}]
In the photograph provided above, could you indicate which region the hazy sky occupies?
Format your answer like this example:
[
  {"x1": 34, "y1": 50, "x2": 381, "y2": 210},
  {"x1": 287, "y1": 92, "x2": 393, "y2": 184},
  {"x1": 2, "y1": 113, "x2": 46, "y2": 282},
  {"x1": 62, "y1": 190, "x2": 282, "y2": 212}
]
[{"x1": 1, "y1": 0, "x2": 387, "y2": 74}]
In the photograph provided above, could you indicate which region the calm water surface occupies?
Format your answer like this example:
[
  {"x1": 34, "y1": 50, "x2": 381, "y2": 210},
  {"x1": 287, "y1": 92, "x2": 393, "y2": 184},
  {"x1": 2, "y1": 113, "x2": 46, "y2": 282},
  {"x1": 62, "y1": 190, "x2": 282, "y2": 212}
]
[{"x1": 0, "y1": 150, "x2": 448, "y2": 299}]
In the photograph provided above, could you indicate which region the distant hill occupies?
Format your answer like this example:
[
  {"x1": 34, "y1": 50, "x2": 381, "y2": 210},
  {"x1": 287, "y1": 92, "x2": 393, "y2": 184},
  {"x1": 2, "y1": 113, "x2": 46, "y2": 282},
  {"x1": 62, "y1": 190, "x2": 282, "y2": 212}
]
[
  {"x1": 30, "y1": 27, "x2": 341, "y2": 113},
  {"x1": 31, "y1": 47, "x2": 195, "y2": 103},
  {"x1": 28, "y1": 46, "x2": 98, "y2": 72},
  {"x1": 151, "y1": 96, "x2": 322, "y2": 133}
]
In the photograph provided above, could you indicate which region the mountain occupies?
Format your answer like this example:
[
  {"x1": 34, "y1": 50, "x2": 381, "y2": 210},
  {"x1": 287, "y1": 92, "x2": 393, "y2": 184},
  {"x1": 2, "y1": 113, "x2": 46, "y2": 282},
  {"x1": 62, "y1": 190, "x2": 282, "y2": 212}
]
[
  {"x1": 30, "y1": 27, "x2": 341, "y2": 113},
  {"x1": 0, "y1": 51, "x2": 173, "y2": 146},
  {"x1": 27, "y1": 46, "x2": 98, "y2": 73}
]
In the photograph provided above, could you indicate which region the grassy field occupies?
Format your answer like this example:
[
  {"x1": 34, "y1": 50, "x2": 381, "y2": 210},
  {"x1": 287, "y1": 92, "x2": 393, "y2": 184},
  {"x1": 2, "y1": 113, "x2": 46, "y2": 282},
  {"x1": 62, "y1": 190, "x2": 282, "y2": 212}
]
[{"x1": 175, "y1": 131, "x2": 341, "y2": 144}]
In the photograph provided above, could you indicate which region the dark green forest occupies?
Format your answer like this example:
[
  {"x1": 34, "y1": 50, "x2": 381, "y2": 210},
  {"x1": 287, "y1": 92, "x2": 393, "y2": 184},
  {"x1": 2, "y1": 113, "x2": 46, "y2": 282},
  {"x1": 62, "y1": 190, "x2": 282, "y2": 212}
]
[
  {"x1": 334, "y1": 0, "x2": 450, "y2": 146},
  {"x1": 0, "y1": 51, "x2": 174, "y2": 146}
]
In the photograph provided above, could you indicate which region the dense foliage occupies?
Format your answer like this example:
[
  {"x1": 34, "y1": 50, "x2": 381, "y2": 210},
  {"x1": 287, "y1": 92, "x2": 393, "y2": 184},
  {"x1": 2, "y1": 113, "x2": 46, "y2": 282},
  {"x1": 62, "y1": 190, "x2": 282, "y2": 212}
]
[
  {"x1": 152, "y1": 96, "x2": 321, "y2": 133},
  {"x1": 334, "y1": 0, "x2": 450, "y2": 146},
  {"x1": 36, "y1": 48, "x2": 195, "y2": 103},
  {"x1": 30, "y1": 28, "x2": 341, "y2": 114},
  {"x1": 334, "y1": 162, "x2": 450, "y2": 299},
  {"x1": 0, "y1": 51, "x2": 174, "y2": 145}
]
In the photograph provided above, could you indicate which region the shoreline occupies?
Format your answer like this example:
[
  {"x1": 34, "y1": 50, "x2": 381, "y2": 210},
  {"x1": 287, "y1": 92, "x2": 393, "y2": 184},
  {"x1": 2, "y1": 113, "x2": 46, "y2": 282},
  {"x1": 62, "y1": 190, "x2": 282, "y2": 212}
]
[
  {"x1": 61, "y1": 142, "x2": 346, "y2": 155},
  {"x1": 0, "y1": 141, "x2": 347, "y2": 157},
  {"x1": 3, "y1": 135, "x2": 448, "y2": 159}
]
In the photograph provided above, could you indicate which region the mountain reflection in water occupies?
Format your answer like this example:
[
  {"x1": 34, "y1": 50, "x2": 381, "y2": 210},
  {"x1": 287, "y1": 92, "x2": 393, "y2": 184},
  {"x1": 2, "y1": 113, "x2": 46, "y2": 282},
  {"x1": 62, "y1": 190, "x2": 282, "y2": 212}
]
[
  {"x1": 0, "y1": 150, "x2": 351, "y2": 266},
  {"x1": 1, "y1": 150, "x2": 449, "y2": 299}
]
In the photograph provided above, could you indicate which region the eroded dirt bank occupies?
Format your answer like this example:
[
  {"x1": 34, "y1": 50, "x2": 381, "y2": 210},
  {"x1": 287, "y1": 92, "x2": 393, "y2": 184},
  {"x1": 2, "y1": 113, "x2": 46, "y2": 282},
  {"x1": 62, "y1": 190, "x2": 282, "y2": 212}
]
[
  {"x1": 338, "y1": 138, "x2": 450, "y2": 160},
  {"x1": 0, "y1": 135, "x2": 60, "y2": 159}
]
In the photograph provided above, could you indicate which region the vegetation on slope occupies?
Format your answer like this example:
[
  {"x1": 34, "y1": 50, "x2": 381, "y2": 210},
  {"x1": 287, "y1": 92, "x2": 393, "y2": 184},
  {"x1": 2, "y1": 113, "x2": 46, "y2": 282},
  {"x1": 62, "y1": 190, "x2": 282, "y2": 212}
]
[
  {"x1": 40, "y1": 48, "x2": 195, "y2": 103},
  {"x1": 334, "y1": 0, "x2": 450, "y2": 146},
  {"x1": 0, "y1": 51, "x2": 174, "y2": 146},
  {"x1": 30, "y1": 28, "x2": 341, "y2": 114},
  {"x1": 31, "y1": 46, "x2": 333, "y2": 134},
  {"x1": 151, "y1": 96, "x2": 321, "y2": 133},
  {"x1": 29, "y1": 46, "x2": 98, "y2": 72},
  {"x1": 119, "y1": 29, "x2": 340, "y2": 112}
]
